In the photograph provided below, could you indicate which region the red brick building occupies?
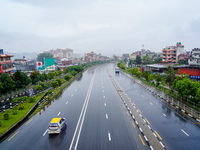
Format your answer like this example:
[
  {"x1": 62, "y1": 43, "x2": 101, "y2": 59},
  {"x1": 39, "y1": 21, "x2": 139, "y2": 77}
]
[{"x1": 0, "y1": 49, "x2": 14, "y2": 76}]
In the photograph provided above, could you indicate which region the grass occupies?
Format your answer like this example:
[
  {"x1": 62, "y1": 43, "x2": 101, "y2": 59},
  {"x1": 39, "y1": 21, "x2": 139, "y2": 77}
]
[{"x1": 0, "y1": 92, "x2": 46, "y2": 136}]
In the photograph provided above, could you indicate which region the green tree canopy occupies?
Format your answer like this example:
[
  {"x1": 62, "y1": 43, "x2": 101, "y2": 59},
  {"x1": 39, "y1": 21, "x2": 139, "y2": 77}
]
[
  {"x1": 136, "y1": 55, "x2": 141, "y2": 64},
  {"x1": 30, "y1": 70, "x2": 41, "y2": 84},
  {"x1": 0, "y1": 73, "x2": 15, "y2": 93},
  {"x1": 12, "y1": 70, "x2": 31, "y2": 88},
  {"x1": 143, "y1": 54, "x2": 151, "y2": 64},
  {"x1": 164, "y1": 65, "x2": 176, "y2": 88}
]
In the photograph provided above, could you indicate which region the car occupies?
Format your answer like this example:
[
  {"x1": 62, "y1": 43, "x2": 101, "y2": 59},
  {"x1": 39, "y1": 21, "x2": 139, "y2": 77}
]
[{"x1": 48, "y1": 117, "x2": 66, "y2": 134}]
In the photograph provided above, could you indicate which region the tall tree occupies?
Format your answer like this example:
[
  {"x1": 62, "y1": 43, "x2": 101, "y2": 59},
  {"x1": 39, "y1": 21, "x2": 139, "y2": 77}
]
[
  {"x1": 30, "y1": 70, "x2": 41, "y2": 84},
  {"x1": 164, "y1": 65, "x2": 176, "y2": 89},
  {"x1": 0, "y1": 73, "x2": 15, "y2": 93},
  {"x1": 143, "y1": 54, "x2": 151, "y2": 64},
  {"x1": 37, "y1": 53, "x2": 53, "y2": 64},
  {"x1": 136, "y1": 55, "x2": 141, "y2": 64},
  {"x1": 12, "y1": 70, "x2": 31, "y2": 88}
]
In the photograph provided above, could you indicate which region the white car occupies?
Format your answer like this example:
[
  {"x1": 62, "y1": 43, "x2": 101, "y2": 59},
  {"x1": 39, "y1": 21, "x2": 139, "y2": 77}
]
[{"x1": 48, "y1": 117, "x2": 66, "y2": 134}]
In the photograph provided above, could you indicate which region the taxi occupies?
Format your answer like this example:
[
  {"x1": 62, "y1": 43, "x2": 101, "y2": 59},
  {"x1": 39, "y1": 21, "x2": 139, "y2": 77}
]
[{"x1": 48, "y1": 117, "x2": 66, "y2": 134}]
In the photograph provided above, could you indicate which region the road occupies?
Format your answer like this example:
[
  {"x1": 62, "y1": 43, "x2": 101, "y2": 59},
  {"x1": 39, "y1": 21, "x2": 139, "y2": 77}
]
[
  {"x1": 0, "y1": 64, "x2": 149, "y2": 150},
  {"x1": 107, "y1": 63, "x2": 200, "y2": 150}
]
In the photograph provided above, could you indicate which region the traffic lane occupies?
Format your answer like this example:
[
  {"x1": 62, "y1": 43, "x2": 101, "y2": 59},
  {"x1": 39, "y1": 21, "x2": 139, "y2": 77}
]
[
  {"x1": 0, "y1": 69, "x2": 95, "y2": 150},
  {"x1": 112, "y1": 68, "x2": 200, "y2": 149},
  {"x1": 78, "y1": 66, "x2": 148, "y2": 150},
  {"x1": 127, "y1": 83, "x2": 200, "y2": 150}
]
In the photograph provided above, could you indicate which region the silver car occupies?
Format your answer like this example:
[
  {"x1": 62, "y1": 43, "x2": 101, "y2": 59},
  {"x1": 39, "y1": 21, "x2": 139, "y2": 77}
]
[{"x1": 48, "y1": 117, "x2": 66, "y2": 134}]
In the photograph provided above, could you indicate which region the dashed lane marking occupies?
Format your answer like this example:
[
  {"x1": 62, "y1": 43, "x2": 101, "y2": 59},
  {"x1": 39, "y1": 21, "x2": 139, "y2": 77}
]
[
  {"x1": 145, "y1": 118, "x2": 150, "y2": 125},
  {"x1": 103, "y1": 96, "x2": 106, "y2": 98},
  {"x1": 103, "y1": 90, "x2": 104, "y2": 93},
  {"x1": 132, "y1": 102, "x2": 136, "y2": 106},
  {"x1": 139, "y1": 135, "x2": 145, "y2": 145},
  {"x1": 71, "y1": 94, "x2": 73, "y2": 97},
  {"x1": 66, "y1": 101, "x2": 68, "y2": 104},
  {"x1": 181, "y1": 129, "x2": 189, "y2": 136},
  {"x1": 104, "y1": 103, "x2": 106, "y2": 106},
  {"x1": 149, "y1": 102, "x2": 153, "y2": 105},
  {"x1": 155, "y1": 131, "x2": 162, "y2": 140},
  {"x1": 8, "y1": 131, "x2": 19, "y2": 141},
  {"x1": 57, "y1": 112, "x2": 61, "y2": 116},
  {"x1": 43, "y1": 129, "x2": 48, "y2": 136},
  {"x1": 106, "y1": 114, "x2": 108, "y2": 119},
  {"x1": 138, "y1": 109, "x2": 142, "y2": 114},
  {"x1": 108, "y1": 133, "x2": 111, "y2": 141},
  {"x1": 26, "y1": 119, "x2": 33, "y2": 125},
  {"x1": 163, "y1": 113, "x2": 166, "y2": 117},
  {"x1": 126, "y1": 111, "x2": 130, "y2": 116},
  {"x1": 131, "y1": 120, "x2": 136, "y2": 128}
]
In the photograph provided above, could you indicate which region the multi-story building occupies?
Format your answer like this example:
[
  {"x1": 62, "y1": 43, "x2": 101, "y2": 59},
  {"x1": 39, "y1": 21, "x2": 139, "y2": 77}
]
[
  {"x1": 188, "y1": 48, "x2": 200, "y2": 65},
  {"x1": 59, "y1": 58, "x2": 72, "y2": 71},
  {"x1": 44, "y1": 48, "x2": 73, "y2": 60},
  {"x1": 84, "y1": 51, "x2": 104, "y2": 62},
  {"x1": 161, "y1": 42, "x2": 184, "y2": 63},
  {"x1": 0, "y1": 49, "x2": 14, "y2": 76}
]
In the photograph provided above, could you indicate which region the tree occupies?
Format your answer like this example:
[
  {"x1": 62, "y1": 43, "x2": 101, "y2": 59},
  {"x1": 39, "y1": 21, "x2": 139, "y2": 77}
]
[
  {"x1": 136, "y1": 55, "x2": 141, "y2": 64},
  {"x1": 58, "y1": 70, "x2": 63, "y2": 75},
  {"x1": 122, "y1": 53, "x2": 130, "y2": 59},
  {"x1": 71, "y1": 70, "x2": 78, "y2": 76},
  {"x1": 155, "y1": 73, "x2": 162, "y2": 86},
  {"x1": 40, "y1": 72, "x2": 48, "y2": 81},
  {"x1": 0, "y1": 73, "x2": 15, "y2": 93},
  {"x1": 154, "y1": 57, "x2": 162, "y2": 63},
  {"x1": 37, "y1": 53, "x2": 53, "y2": 64},
  {"x1": 64, "y1": 75, "x2": 72, "y2": 81},
  {"x1": 120, "y1": 63, "x2": 125, "y2": 69},
  {"x1": 48, "y1": 72, "x2": 55, "y2": 80},
  {"x1": 143, "y1": 54, "x2": 151, "y2": 64},
  {"x1": 12, "y1": 70, "x2": 31, "y2": 88},
  {"x1": 0, "y1": 82, "x2": 3, "y2": 94},
  {"x1": 30, "y1": 70, "x2": 40, "y2": 84},
  {"x1": 35, "y1": 85, "x2": 43, "y2": 91},
  {"x1": 148, "y1": 74, "x2": 154, "y2": 84},
  {"x1": 164, "y1": 65, "x2": 176, "y2": 89},
  {"x1": 39, "y1": 82, "x2": 48, "y2": 89},
  {"x1": 50, "y1": 80, "x2": 59, "y2": 88},
  {"x1": 175, "y1": 78, "x2": 191, "y2": 98},
  {"x1": 142, "y1": 71, "x2": 151, "y2": 81}
]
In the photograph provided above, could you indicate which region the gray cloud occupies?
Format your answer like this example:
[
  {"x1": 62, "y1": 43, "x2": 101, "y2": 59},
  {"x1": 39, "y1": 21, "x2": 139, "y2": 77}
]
[{"x1": 1, "y1": 0, "x2": 200, "y2": 55}]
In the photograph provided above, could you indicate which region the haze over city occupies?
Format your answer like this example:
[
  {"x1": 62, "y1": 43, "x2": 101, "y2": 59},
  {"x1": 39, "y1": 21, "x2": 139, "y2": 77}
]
[{"x1": 0, "y1": 0, "x2": 200, "y2": 55}]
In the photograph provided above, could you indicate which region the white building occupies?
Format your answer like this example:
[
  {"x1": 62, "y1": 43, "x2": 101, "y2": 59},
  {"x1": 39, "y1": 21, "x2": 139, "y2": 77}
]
[{"x1": 188, "y1": 48, "x2": 200, "y2": 65}]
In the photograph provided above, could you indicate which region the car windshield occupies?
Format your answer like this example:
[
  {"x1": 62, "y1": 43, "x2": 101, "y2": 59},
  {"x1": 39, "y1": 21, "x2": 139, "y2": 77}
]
[{"x1": 49, "y1": 123, "x2": 58, "y2": 127}]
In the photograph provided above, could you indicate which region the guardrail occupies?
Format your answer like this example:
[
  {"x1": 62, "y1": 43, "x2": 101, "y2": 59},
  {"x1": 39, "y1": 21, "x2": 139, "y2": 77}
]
[{"x1": 121, "y1": 71, "x2": 200, "y2": 122}]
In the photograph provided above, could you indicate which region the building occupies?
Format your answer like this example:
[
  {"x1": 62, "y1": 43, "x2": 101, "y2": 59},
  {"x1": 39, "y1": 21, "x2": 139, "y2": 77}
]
[
  {"x1": 161, "y1": 42, "x2": 184, "y2": 63},
  {"x1": 0, "y1": 49, "x2": 14, "y2": 76},
  {"x1": 44, "y1": 48, "x2": 73, "y2": 60},
  {"x1": 13, "y1": 59, "x2": 36, "y2": 72},
  {"x1": 59, "y1": 58, "x2": 72, "y2": 71},
  {"x1": 84, "y1": 51, "x2": 104, "y2": 62},
  {"x1": 188, "y1": 48, "x2": 200, "y2": 66}
]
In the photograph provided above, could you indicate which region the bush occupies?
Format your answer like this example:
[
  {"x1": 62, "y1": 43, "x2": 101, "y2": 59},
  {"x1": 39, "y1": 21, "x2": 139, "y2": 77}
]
[
  {"x1": 35, "y1": 85, "x2": 43, "y2": 91},
  {"x1": 18, "y1": 104, "x2": 24, "y2": 110},
  {"x1": 11, "y1": 96, "x2": 27, "y2": 103},
  {"x1": 71, "y1": 71, "x2": 77, "y2": 76},
  {"x1": 28, "y1": 97, "x2": 35, "y2": 103},
  {"x1": 3, "y1": 110, "x2": 10, "y2": 120},
  {"x1": 64, "y1": 75, "x2": 72, "y2": 81},
  {"x1": 12, "y1": 106, "x2": 17, "y2": 115}
]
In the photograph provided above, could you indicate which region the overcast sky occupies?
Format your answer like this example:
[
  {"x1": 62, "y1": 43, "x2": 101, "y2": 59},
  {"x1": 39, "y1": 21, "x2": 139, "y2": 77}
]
[{"x1": 0, "y1": 0, "x2": 200, "y2": 56}]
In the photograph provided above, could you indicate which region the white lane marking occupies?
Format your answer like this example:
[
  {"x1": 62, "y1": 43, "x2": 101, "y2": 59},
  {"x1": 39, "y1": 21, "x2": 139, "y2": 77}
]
[
  {"x1": 66, "y1": 101, "x2": 68, "y2": 105},
  {"x1": 163, "y1": 113, "x2": 166, "y2": 117},
  {"x1": 102, "y1": 90, "x2": 104, "y2": 93},
  {"x1": 181, "y1": 129, "x2": 189, "y2": 136},
  {"x1": 106, "y1": 114, "x2": 108, "y2": 119},
  {"x1": 141, "y1": 95, "x2": 144, "y2": 97},
  {"x1": 103, "y1": 96, "x2": 105, "y2": 98},
  {"x1": 71, "y1": 94, "x2": 73, "y2": 97},
  {"x1": 102, "y1": 86, "x2": 104, "y2": 88},
  {"x1": 57, "y1": 112, "x2": 61, "y2": 116},
  {"x1": 43, "y1": 129, "x2": 48, "y2": 136},
  {"x1": 78, "y1": 85, "x2": 80, "y2": 87},
  {"x1": 149, "y1": 102, "x2": 153, "y2": 105},
  {"x1": 104, "y1": 103, "x2": 106, "y2": 106},
  {"x1": 69, "y1": 68, "x2": 96, "y2": 150},
  {"x1": 75, "y1": 89, "x2": 77, "y2": 91},
  {"x1": 108, "y1": 133, "x2": 111, "y2": 141}
]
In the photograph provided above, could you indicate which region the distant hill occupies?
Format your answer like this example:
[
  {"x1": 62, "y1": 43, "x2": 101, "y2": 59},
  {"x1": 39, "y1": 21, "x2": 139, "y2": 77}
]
[{"x1": 5, "y1": 51, "x2": 38, "y2": 60}]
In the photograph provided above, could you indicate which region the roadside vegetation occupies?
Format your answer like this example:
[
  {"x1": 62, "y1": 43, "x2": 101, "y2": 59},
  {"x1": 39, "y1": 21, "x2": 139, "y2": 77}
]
[
  {"x1": 117, "y1": 61, "x2": 200, "y2": 111},
  {"x1": 0, "y1": 60, "x2": 109, "y2": 136}
]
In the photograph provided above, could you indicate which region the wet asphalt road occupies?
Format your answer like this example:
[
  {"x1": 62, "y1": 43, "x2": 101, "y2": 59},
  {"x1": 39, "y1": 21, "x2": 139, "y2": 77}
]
[{"x1": 0, "y1": 64, "x2": 148, "y2": 150}]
